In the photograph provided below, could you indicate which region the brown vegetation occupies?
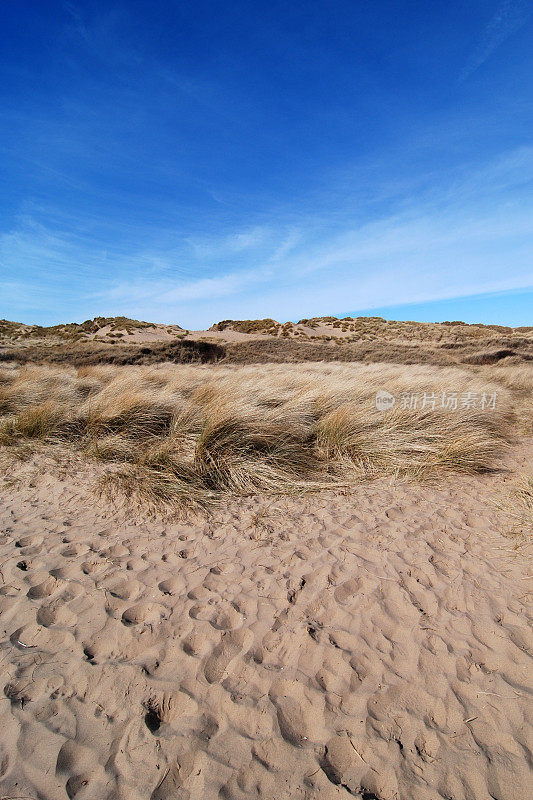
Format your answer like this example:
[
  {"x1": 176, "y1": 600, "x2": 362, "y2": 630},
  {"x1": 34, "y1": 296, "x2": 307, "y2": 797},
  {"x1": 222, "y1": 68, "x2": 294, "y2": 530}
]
[
  {"x1": 0, "y1": 339, "x2": 224, "y2": 366},
  {"x1": 3, "y1": 315, "x2": 531, "y2": 368},
  {"x1": 1, "y1": 314, "x2": 529, "y2": 511},
  {"x1": 1, "y1": 334, "x2": 531, "y2": 369},
  {"x1": 1, "y1": 361, "x2": 524, "y2": 511},
  {"x1": 494, "y1": 473, "x2": 533, "y2": 540},
  {"x1": 210, "y1": 318, "x2": 280, "y2": 334}
]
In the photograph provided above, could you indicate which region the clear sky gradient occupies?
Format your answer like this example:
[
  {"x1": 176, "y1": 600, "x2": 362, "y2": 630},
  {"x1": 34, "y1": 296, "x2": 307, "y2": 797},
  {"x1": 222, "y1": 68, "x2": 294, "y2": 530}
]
[{"x1": 1, "y1": 1, "x2": 532, "y2": 327}]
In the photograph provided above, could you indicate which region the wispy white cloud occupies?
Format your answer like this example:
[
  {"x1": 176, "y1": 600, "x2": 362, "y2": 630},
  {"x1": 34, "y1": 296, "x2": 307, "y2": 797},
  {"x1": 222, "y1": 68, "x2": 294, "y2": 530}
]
[
  {"x1": 94, "y1": 267, "x2": 272, "y2": 306},
  {"x1": 1, "y1": 146, "x2": 532, "y2": 327},
  {"x1": 186, "y1": 226, "x2": 268, "y2": 259},
  {"x1": 461, "y1": 0, "x2": 531, "y2": 80}
]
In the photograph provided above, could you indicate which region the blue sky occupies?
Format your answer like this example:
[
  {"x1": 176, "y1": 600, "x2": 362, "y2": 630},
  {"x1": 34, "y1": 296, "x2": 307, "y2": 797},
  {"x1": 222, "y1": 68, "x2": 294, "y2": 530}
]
[{"x1": 1, "y1": 1, "x2": 532, "y2": 328}]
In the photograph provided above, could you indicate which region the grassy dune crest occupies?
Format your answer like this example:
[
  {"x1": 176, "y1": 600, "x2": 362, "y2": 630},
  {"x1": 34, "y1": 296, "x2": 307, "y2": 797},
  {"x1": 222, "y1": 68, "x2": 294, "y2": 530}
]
[{"x1": 0, "y1": 362, "x2": 521, "y2": 510}]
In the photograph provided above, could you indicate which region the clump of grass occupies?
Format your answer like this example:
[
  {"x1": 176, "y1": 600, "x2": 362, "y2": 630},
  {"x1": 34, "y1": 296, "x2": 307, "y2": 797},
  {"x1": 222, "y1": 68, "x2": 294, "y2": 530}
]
[
  {"x1": 86, "y1": 434, "x2": 138, "y2": 462},
  {"x1": 497, "y1": 475, "x2": 533, "y2": 538},
  {"x1": 513, "y1": 476, "x2": 533, "y2": 527},
  {"x1": 100, "y1": 438, "x2": 216, "y2": 513},
  {"x1": 0, "y1": 402, "x2": 62, "y2": 444},
  {"x1": 0, "y1": 361, "x2": 521, "y2": 511},
  {"x1": 483, "y1": 363, "x2": 533, "y2": 435}
]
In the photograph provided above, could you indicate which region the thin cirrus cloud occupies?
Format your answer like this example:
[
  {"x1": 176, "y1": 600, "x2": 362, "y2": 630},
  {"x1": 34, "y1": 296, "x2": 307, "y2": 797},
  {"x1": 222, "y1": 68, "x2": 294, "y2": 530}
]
[
  {"x1": 461, "y1": 0, "x2": 532, "y2": 80},
  {"x1": 85, "y1": 157, "x2": 533, "y2": 326},
  {"x1": 2, "y1": 144, "x2": 532, "y2": 328}
]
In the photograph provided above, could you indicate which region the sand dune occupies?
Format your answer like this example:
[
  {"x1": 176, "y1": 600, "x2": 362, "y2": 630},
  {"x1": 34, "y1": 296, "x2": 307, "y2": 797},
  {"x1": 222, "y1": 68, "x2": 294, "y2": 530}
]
[
  {"x1": 0, "y1": 441, "x2": 530, "y2": 800},
  {"x1": 2, "y1": 316, "x2": 532, "y2": 369}
]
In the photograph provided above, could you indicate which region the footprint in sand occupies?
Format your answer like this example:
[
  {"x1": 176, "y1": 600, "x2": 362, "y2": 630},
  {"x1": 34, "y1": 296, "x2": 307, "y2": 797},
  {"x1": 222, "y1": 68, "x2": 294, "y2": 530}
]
[
  {"x1": 10, "y1": 623, "x2": 74, "y2": 652},
  {"x1": 210, "y1": 604, "x2": 245, "y2": 630},
  {"x1": 80, "y1": 559, "x2": 106, "y2": 575},
  {"x1": 103, "y1": 543, "x2": 131, "y2": 559},
  {"x1": 158, "y1": 576, "x2": 186, "y2": 596},
  {"x1": 151, "y1": 751, "x2": 198, "y2": 800},
  {"x1": 15, "y1": 534, "x2": 43, "y2": 548},
  {"x1": 210, "y1": 562, "x2": 236, "y2": 575},
  {"x1": 50, "y1": 563, "x2": 81, "y2": 580},
  {"x1": 204, "y1": 629, "x2": 252, "y2": 683},
  {"x1": 106, "y1": 578, "x2": 143, "y2": 600},
  {"x1": 37, "y1": 602, "x2": 77, "y2": 627},
  {"x1": 182, "y1": 630, "x2": 212, "y2": 658},
  {"x1": 268, "y1": 678, "x2": 326, "y2": 747},
  {"x1": 333, "y1": 577, "x2": 363, "y2": 605},
  {"x1": 385, "y1": 506, "x2": 405, "y2": 521},
  {"x1": 56, "y1": 740, "x2": 104, "y2": 798},
  {"x1": 188, "y1": 585, "x2": 213, "y2": 601},
  {"x1": 0, "y1": 584, "x2": 20, "y2": 597},
  {"x1": 60, "y1": 542, "x2": 90, "y2": 557},
  {"x1": 4, "y1": 676, "x2": 54, "y2": 706},
  {"x1": 189, "y1": 600, "x2": 244, "y2": 630},
  {"x1": 27, "y1": 574, "x2": 63, "y2": 599},
  {"x1": 321, "y1": 732, "x2": 367, "y2": 788},
  {"x1": 43, "y1": 710, "x2": 81, "y2": 758},
  {"x1": 144, "y1": 691, "x2": 197, "y2": 731},
  {"x1": 126, "y1": 556, "x2": 146, "y2": 571},
  {"x1": 82, "y1": 624, "x2": 134, "y2": 664},
  {"x1": 121, "y1": 601, "x2": 165, "y2": 626},
  {"x1": 16, "y1": 543, "x2": 43, "y2": 557}
]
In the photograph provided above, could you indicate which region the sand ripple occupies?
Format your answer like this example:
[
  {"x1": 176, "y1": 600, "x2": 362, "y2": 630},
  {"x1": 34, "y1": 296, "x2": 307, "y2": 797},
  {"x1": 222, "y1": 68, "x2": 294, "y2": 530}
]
[{"x1": 0, "y1": 449, "x2": 531, "y2": 799}]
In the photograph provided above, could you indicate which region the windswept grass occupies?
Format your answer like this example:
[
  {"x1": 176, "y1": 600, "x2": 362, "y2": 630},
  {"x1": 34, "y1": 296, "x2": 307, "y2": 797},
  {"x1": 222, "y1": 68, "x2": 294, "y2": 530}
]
[
  {"x1": 0, "y1": 361, "x2": 521, "y2": 511},
  {"x1": 496, "y1": 475, "x2": 533, "y2": 539}
]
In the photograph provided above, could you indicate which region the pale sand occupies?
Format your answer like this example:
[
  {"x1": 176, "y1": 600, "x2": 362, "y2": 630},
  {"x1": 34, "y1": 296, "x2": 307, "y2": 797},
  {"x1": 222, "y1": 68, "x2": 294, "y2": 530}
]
[{"x1": 0, "y1": 446, "x2": 531, "y2": 800}]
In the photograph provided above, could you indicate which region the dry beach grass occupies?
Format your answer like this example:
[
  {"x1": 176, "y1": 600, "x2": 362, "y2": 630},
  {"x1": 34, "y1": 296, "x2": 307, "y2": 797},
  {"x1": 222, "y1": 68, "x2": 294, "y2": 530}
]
[{"x1": 0, "y1": 361, "x2": 517, "y2": 512}]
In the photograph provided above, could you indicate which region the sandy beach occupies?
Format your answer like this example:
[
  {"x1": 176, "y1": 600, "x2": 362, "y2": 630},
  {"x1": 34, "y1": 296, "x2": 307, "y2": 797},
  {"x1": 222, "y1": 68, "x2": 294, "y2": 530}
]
[{"x1": 0, "y1": 438, "x2": 530, "y2": 800}]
